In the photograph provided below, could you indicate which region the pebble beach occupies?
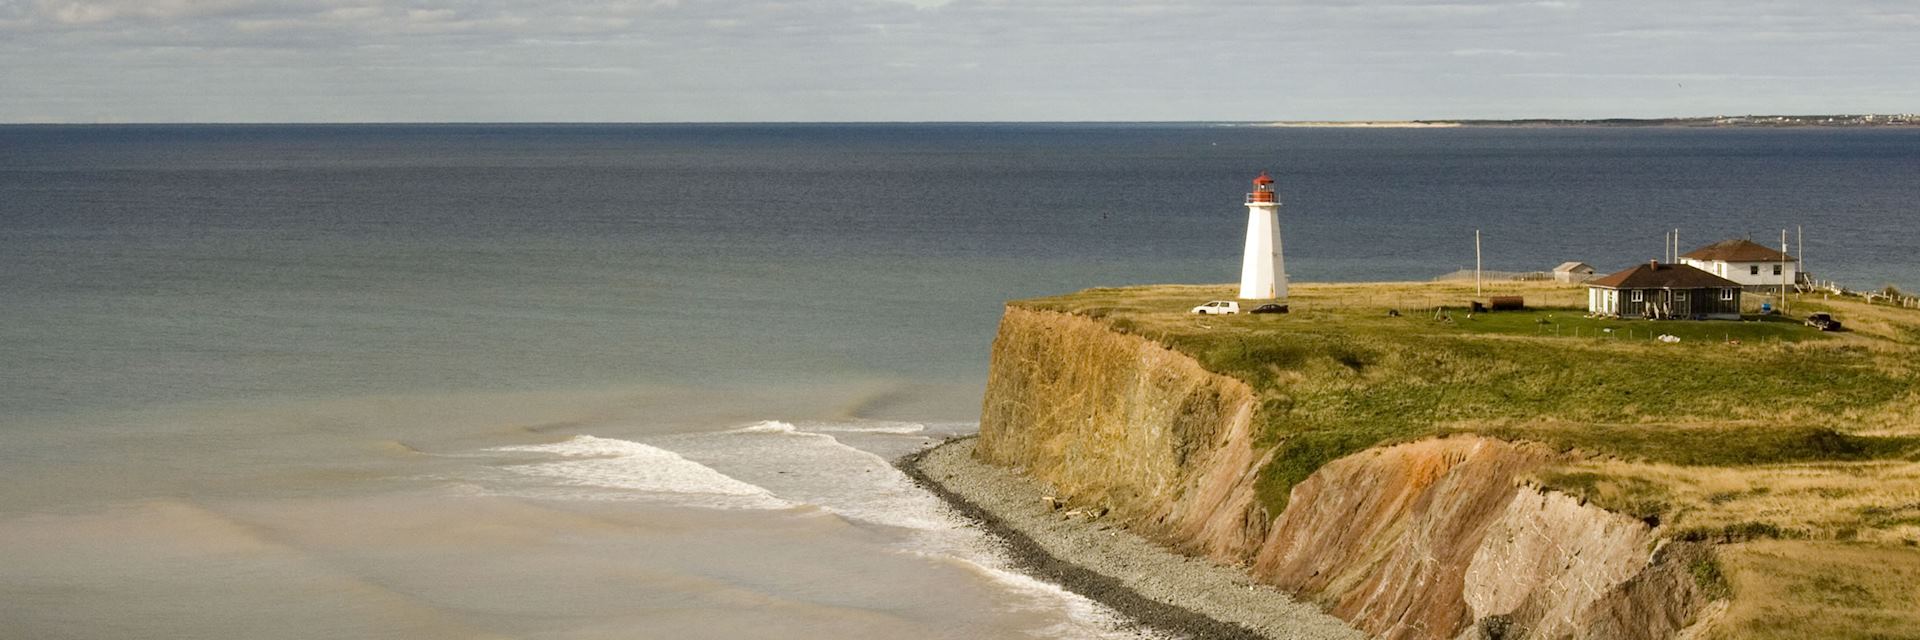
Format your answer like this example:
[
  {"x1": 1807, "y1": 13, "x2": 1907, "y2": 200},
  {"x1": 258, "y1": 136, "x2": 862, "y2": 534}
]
[{"x1": 899, "y1": 438, "x2": 1365, "y2": 640}]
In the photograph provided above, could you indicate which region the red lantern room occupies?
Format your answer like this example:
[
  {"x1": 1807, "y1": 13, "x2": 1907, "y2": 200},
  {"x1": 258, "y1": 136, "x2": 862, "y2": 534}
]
[{"x1": 1247, "y1": 171, "x2": 1277, "y2": 204}]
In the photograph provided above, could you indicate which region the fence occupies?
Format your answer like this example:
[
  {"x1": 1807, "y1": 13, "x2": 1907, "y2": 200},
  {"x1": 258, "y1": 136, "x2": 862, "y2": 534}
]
[
  {"x1": 1856, "y1": 291, "x2": 1920, "y2": 309},
  {"x1": 1747, "y1": 289, "x2": 1920, "y2": 312},
  {"x1": 1796, "y1": 279, "x2": 1918, "y2": 308},
  {"x1": 1432, "y1": 269, "x2": 1553, "y2": 282},
  {"x1": 1274, "y1": 288, "x2": 1588, "y2": 316}
]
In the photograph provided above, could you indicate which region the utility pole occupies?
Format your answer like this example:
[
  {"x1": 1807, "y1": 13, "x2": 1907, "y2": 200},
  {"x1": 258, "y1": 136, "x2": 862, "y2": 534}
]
[
  {"x1": 1781, "y1": 229, "x2": 1790, "y2": 314},
  {"x1": 1475, "y1": 229, "x2": 1483, "y2": 297}
]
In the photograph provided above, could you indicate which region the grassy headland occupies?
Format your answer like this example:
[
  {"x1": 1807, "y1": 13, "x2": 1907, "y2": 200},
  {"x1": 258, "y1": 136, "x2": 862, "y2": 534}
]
[
  {"x1": 1016, "y1": 280, "x2": 1920, "y2": 637},
  {"x1": 1017, "y1": 282, "x2": 1920, "y2": 513}
]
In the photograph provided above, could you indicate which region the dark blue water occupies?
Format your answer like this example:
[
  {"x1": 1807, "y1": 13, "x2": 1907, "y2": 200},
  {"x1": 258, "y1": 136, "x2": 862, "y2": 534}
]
[{"x1": 3, "y1": 124, "x2": 1918, "y2": 417}]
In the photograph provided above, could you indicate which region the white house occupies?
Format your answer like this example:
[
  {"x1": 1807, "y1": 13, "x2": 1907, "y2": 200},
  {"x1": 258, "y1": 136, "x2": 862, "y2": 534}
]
[{"x1": 1678, "y1": 238, "x2": 1799, "y2": 290}]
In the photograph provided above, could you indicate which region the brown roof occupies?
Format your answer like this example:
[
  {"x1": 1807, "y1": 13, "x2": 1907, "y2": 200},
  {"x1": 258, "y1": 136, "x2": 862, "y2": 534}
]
[
  {"x1": 1681, "y1": 238, "x2": 1793, "y2": 263},
  {"x1": 1588, "y1": 261, "x2": 1742, "y2": 289}
]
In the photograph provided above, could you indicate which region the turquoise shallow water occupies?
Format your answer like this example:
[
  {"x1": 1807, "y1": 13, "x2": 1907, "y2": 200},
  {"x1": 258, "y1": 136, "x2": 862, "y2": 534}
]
[{"x1": 1, "y1": 124, "x2": 1916, "y2": 638}]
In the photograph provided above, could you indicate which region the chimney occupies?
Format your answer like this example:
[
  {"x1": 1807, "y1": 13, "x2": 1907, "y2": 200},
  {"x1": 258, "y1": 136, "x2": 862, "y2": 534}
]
[{"x1": 1650, "y1": 259, "x2": 1659, "y2": 269}]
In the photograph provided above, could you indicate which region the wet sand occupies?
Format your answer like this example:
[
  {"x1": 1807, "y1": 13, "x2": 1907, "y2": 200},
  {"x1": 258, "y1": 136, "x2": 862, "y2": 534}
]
[{"x1": 898, "y1": 438, "x2": 1365, "y2": 640}]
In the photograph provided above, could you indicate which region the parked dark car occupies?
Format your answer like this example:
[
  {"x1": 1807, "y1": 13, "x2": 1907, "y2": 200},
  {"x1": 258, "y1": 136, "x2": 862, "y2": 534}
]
[
  {"x1": 1805, "y1": 312, "x2": 1843, "y2": 331},
  {"x1": 1250, "y1": 303, "x2": 1289, "y2": 314}
]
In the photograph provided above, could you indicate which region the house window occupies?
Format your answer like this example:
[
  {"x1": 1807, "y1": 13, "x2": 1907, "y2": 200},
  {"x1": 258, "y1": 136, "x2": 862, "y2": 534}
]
[
  {"x1": 1720, "y1": 288, "x2": 1735, "y2": 301},
  {"x1": 1676, "y1": 290, "x2": 1689, "y2": 301},
  {"x1": 1631, "y1": 290, "x2": 1644, "y2": 303},
  {"x1": 1773, "y1": 265, "x2": 1783, "y2": 275},
  {"x1": 1750, "y1": 265, "x2": 1760, "y2": 275}
]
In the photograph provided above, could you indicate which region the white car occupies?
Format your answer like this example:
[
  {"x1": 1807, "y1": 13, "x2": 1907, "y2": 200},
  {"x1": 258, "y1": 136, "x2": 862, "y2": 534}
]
[{"x1": 1190, "y1": 301, "x2": 1239, "y2": 315}]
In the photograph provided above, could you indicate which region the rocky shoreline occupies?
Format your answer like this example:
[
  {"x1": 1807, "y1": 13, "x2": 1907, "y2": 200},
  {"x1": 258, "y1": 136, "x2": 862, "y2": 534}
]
[{"x1": 897, "y1": 437, "x2": 1363, "y2": 640}]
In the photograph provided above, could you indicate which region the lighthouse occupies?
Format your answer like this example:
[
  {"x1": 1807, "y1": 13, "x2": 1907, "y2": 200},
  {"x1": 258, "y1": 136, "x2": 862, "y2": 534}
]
[{"x1": 1239, "y1": 172, "x2": 1287, "y2": 300}]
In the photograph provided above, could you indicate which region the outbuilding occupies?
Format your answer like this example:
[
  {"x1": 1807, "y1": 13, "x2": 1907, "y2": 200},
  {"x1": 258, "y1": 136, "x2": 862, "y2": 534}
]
[
  {"x1": 1553, "y1": 261, "x2": 1596, "y2": 283},
  {"x1": 1586, "y1": 261, "x2": 1743, "y2": 320}
]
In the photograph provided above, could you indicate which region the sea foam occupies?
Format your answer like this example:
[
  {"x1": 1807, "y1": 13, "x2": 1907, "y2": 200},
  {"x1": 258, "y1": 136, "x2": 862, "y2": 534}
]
[
  {"x1": 697, "y1": 422, "x2": 1137, "y2": 638},
  {"x1": 728, "y1": 419, "x2": 929, "y2": 436},
  {"x1": 727, "y1": 420, "x2": 802, "y2": 434},
  {"x1": 487, "y1": 435, "x2": 790, "y2": 510},
  {"x1": 690, "y1": 420, "x2": 953, "y2": 531}
]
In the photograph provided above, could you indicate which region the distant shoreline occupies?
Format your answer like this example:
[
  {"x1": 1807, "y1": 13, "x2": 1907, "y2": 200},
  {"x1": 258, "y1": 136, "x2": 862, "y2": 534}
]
[
  {"x1": 1261, "y1": 115, "x2": 1920, "y2": 128},
  {"x1": 1260, "y1": 121, "x2": 1462, "y2": 128}
]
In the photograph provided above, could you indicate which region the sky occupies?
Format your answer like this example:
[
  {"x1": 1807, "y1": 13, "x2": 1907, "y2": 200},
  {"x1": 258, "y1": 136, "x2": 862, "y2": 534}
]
[{"x1": 0, "y1": 0, "x2": 1915, "y2": 123}]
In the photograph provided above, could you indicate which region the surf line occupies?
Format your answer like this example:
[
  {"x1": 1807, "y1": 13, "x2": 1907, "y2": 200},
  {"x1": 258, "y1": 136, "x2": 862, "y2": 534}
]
[{"x1": 895, "y1": 437, "x2": 1266, "y2": 640}]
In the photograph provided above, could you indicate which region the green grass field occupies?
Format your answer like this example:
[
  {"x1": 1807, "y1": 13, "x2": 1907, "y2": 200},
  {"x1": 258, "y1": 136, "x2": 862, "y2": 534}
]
[{"x1": 1448, "y1": 308, "x2": 1815, "y2": 343}]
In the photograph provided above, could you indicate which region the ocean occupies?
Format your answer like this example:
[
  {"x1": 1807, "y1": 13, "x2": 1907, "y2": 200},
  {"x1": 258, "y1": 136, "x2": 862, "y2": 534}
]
[{"x1": 2, "y1": 124, "x2": 1916, "y2": 639}]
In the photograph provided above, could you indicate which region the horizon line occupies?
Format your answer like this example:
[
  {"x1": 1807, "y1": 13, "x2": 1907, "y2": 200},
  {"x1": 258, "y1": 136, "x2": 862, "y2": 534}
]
[{"x1": 4, "y1": 113, "x2": 1917, "y2": 127}]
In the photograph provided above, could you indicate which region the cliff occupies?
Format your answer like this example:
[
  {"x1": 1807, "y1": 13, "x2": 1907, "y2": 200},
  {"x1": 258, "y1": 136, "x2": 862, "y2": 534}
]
[
  {"x1": 976, "y1": 305, "x2": 1269, "y2": 561},
  {"x1": 976, "y1": 306, "x2": 1714, "y2": 639}
]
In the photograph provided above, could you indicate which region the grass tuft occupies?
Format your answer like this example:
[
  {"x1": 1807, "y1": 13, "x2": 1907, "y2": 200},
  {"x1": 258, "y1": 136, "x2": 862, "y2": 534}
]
[
  {"x1": 1690, "y1": 553, "x2": 1733, "y2": 600},
  {"x1": 1677, "y1": 521, "x2": 1794, "y2": 543}
]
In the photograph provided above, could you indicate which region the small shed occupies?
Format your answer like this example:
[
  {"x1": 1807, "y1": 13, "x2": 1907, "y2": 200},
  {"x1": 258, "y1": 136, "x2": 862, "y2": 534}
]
[
  {"x1": 1553, "y1": 261, "x2": 1597, "y2": 283},
  {"x1": 1586, "y1": 261, "x2": 1742, "y2": 320}
]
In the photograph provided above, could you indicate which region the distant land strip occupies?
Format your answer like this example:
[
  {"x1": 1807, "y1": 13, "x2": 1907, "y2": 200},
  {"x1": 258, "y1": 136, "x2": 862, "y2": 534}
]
[{"x1": 1261, "y1": 114, "x2": 1920, "y2": 128}]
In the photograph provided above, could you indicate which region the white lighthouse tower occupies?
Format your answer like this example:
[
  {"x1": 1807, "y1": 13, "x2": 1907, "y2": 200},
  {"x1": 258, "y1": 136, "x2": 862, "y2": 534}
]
[{"x1": 1238, "y1": 172, "x2": 1287, "y2": 300}]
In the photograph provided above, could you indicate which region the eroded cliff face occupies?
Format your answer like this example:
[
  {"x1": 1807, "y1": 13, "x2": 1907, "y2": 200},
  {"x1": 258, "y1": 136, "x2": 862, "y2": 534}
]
[
  {"x1": 1463, "y1": 490, "x2": 1678, "y2": 640},
  {"x1": 1257, "y1": 437, "x2": 1553, "y2": 638},
  {"x1": 975, "y1": 306, "x2": 1272, "y2": 562},
  {"x1": 976, "y1": 307, "x2": 1715, "y2": 640}
]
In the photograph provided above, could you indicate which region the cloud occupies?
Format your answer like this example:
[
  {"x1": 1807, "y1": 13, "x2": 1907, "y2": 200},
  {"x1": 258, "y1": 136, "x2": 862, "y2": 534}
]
[
  {"x1": 30, "y1": 0, "x2": 300, "y2": 25},
  {"x1": 1451, "y1": 48, "x2": 1561, "y2": 58},
  {"x1": 0, "y1": 0, "x2": 1914, "y2": 121}
]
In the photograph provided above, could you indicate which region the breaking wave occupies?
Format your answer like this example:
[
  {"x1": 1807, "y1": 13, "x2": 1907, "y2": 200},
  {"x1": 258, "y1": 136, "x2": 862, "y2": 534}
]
[{"x1": 485, "y1": 435, "x2": 791, "y2": 510}]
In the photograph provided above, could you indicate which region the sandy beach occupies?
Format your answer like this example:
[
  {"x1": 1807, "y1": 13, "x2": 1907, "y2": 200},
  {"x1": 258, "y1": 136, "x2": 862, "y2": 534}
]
[{"x1": 899, "y1": 438, "x2": 1364, "y2": 640}]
